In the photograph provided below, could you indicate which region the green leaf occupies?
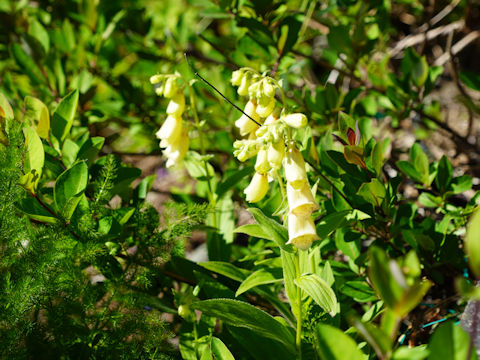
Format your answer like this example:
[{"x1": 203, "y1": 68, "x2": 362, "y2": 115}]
[
  {"x1": 341, "y1": 281, "x2": 377, "y2": 302},
  {"x1": 247, "y1": 208, "x2": 293, "y2": 252},
  {"x1": 236, "y1": 268, "x2": 283, "y2": 296},
  {"x1": 357, "y1": 179, "x2": 386, "y2": 207},
  {"x1": 234, "y1": 224, "x2": 271, "y2": 240},
  {"x1": 0, "y1": 92, "x2": 14, "y2": 119},
  {"x1": 281, "y1": 249, "x2": 298, "y2": 316},
  {"x1": 315, "y1": 324, "x2": 365, "y2": 360},
  {"x1": 61, "y1": 139, "x2": 79, "y2": 168},
  {"x1": 295, "y1": 273, "x2": 337, "y2": 315},
  {"x1": 192, "y1": 299, "x2": 295, "y2": 353},
  {"x1": 411, "y1": 55, "x2": 429, "y2": 88},
  {"x1": 411, "y1": 143, "x2": 430, "y2": 185},
  {"x1": 28, "y1": 19, "x2": 50, "y2": 54},
  {"x1": 51, "y1": 90, "x2": 79, "y2": 147},
  {"x1": 460, "y1": 70, "x2": 480, "y2": 91},
  {"x1": 211, "y1": 337, "x2": 235, "y2": 360},
  {"x1": 316, "y1": 210, "x2": 350, "y2": 239},
  {"x1": 368, "y1": 247, "x2": 404, "y2": 308},
  {"x1": 393, "y1": 345, "x2": 429, "y2": 360},
  {"x1": 216, "y1": 166, "x2": 253, "y2": 198},
  {"x1": 451, "y1": 175, "x2": 472, "y2": 194},
  {"x1": 465, "y1": 209, "x2": 480, "y2": 278},
  {"x1": 16, "y1": 196, "x2": 57, "y2": 224},
  {"x1": 23, "y1": 96, "x2": 50, "y2": 139},
  {"x1": 11, "y1": 43, "x2": 45, "y2": 85},
  {"x1": 427, "y1": 321, "x2": 477, "y2": 360},
  {"x1": 396, "y1": 161, "x2": 423, "y2": 184},
  {"x1": 394, "y1": 280, "x2": 432, "y2": 317},
  {"x1": 76, "y1": 136, "x2": 104, "y2": 166},
  {"x1": 353, "y1": 319, "x2": 392, "y2": 359},
  {"x1": 198, "y1": 261, "x2": 249, "y2": 282},
  {"x1": 435, "y1": 155, "x2": 452, "y2": 194},
  {"x1": 54, "y1": 161, "x2": 88, "y2": 220},
  {"x1": 20, "y1": 126, "x2": 45, "y2": 193}
]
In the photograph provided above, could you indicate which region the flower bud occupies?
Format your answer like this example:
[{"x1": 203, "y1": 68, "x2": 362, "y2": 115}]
[
  {"x1": 256, "y1": 97, "x2": 275, "y2": 118},
  {"x1": 264, "y1": 108, "x2": 281, "y2": 125},
  {"x1": 164, "y1": 130, "x2": 189, "y2": 168},
  {"x1": 231, "y1": 70, "x2": 244, "y2": 86},
  {"x1": 263, "y1": 80, "x2": 276, "y2": 98},
  {"x1": 166, "y1": 92, "x2": 185, "y2": 117},
  {"x1": 155, "y1": 85, "x2": 164, "y2": 97},
  {"x1": 287, "y1": 182, "x2": 319, "y2": 217},
  {"x1": 235, "y1": 100, "x2": 260, "y2": 136},
  {"x1": 156, "y1": 115, "x2": 182, "y2": 143},
  {"x1": 238, "y1": 73, "x2": 251, "y2": 97},
  {"x1": 163, "y1": 77, "x2": 178, "y2": 98},
  {"x1": 267, "y1": 139, "x2": 285, "y2": 170},
  {"x1": 248, "y1": 81, "x2": 260, "y2": 99},
  {"x1": 244, "y1": 172, "x2": 269, "y2": 203},
  {"x1": 284, "y1": 146, "x2": 307, "y2": 189},
  {"x1": 255, "y1": 148, "x2": 271, "y2": 174},
  {"x1": 283, "y1": 113, "x2": 308, "y2": 128},
  {"x1": 150, "y1": 74, "x2": 164, "y2": 84},
  {"x1": 287, "y1": 213, "x2": 318, "y2": 250}
]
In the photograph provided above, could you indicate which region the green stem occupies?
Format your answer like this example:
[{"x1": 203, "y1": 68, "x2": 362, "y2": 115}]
[
  {"x1": 295, "y1": 251, "x2": 302, "y2": 359},
  {"x1": 267, "y1": 77, "x2": 287, "y2": 109}
]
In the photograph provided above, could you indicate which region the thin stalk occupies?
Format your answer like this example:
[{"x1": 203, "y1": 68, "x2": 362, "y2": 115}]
[
  {"x1": 267, "y1": 76, "x2": 287, "y2": 109},
  {"x1": 295, "y1": 251, "x2": 302, "y2": 359}
]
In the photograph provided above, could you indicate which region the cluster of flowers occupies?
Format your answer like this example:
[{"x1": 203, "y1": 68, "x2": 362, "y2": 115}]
[
  {"x1": 150, "y1": 74, "x2": 189, "y2": 168},
  {"x1": 231, "y1": 68, "x2": 319, "y2": 250}
]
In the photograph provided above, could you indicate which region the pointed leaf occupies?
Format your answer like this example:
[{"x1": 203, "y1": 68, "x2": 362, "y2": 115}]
[
  {"x1": 236, "y1": 268, "x2": 283, "y2": 296},
  {"x1": 295, "y1": 273, "x2": 337, "y2": 315}
]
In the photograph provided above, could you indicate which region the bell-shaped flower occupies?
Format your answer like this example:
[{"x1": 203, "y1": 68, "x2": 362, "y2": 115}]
[
  {"x1": 238, "y1": 73, "x2": 252, "y2": 97},
  {"x1": 284, "y1": 146, "x2": 307, "y2": 189},
  {"x1": 256, "y1": 97, "x2": 275, "y2": 118},
  {"x1": 231, "y1": 70, "x2": 244, "y2": 86},
  {"x1": 163, "y1": 130, "x2": 189, "y2": 168},
  {"x1": 283, "y1": 113, "x2": 308, "y2": 128},
  {"x1": 264, "y1": 108, "x2": 280, "y2": 125},
  {"x1": 255, "y1": 148, "x2": 271, "y2": 174},
  {"x1": 244, "y1": 172, "x2": 269, "y2": 203},
  {"x1": 156, "y1": 115, "x2": 182, "y2": 143},
  {"x1": 287, "y1": 182, "x2": 319, "y2": 217},
  {"x1": 166, "y1": 92, "x2": 185, "y2": 117},
  {"x1": 287, "y1": 213, "x2": 318, "y2": 250},
  {"x1": 267, "y1": 139, "x2": 285, "y2": 170},
  {"x1": 235, "y1": 100, "x2": 261, "y2": 136}
]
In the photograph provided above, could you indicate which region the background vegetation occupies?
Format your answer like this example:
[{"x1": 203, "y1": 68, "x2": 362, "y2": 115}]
[{"x1": 2, "y1": 0, "x2": 480, "y2": 359}]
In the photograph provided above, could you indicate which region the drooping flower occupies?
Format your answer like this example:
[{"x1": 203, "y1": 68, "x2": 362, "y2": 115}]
[
  {"x1": 156, "y1": 115, "x2": 182, "y2": 143},
  {"x1": 286, "y1": 213, "x2": 319, "y2": 250},
  {"x1": 163, "y1": 77, "x2": 178, "y2": 98},
  {"x1": 255, "y1": 148, "x2": 271, "y2": 174},
  {"x1": 267, "y1": 139, "x2": 285, "y2": 170},
  {"x1": 256, "y1": 97, "x2": 275, "y2": 118},
  {"x1": 244, "y1": 172, "x2": 269, "y2": 203},
  {"x1": 287, "y1": 182, "x2": 319, "y2": 217},
  {"x1": 283, "y1": 113, "x2": 308, "y2": 129},
  {"x1": 163, "y1": 129, "x2": 189, "y2": 168},
  {"x1": 235, "y1": 100, "x2": 261, "y2": 136},
  {"x1": 166, "y1": 92, "x2": 185, "y2": 117},
  {"x1": 283, "y1": 146, "x2": 307, "y2": 189}
]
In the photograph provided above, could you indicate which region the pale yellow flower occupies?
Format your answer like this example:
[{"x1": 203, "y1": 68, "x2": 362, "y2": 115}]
[
  {"x1": 255, "y1": 148, "x2": 271, "y2": 174},
  {"x1": 164, "y1": 130, "x2": 189, "y2": 168},
  {"x1": 235, "y1": 100, "x2": 261, "y2": 136},
  {"x1": 244, "y1": 172, "x2": 269, "y2": 203},
  {"x1": 256, "y1": 97, "x2": 275, "y2": 118},
  {"x1": 287, "y1": 213, "x2": 318, "y2": 250},
  {"x1": 287, "y1": 182, "x2": 319, "y2": 217},
  {"x1": 267, "y1": 139, "x2": 285, "y2": 170},
  {"x1": 156, "y1": 115, "x2": 182, "y2": 143},
  {"x1": 284, "y1": 146, "x2": 307, "y2": 189},
  {"x1": 283, "y1": 113, "x2": 308, "y2": 128},
  {"x1": 166, "y1": 92, "x2": 185, "y2": 117}
]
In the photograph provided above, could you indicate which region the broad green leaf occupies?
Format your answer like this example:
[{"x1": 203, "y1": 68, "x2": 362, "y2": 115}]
[
  {"x1": 427, "y1": 321, "x2": 477, "y2": 360},
  {"x1": 371, "y1": 140, "x2": 384, "y2": 176},
  {"x1": 28, "y1": 19, "x2": 50, "y2": 53},
  {"x1": 11, "y1": 43, "x2": 44, "y2": 85},
  {"x1": 393, "y1": 345, "x2": 429, "y2": 360},
  {"x1": 411, "y1": 143, "x2": 430, "y2": 185},
  {"x1": 234, "y1": 224, "x2": 271, "y2": 240},
  {"x1": 435, "y1": 155, "x2": 452, "y2": 194},
  {"x1": 192, "y1": 299, "x2": 295, "y2": 353},
  {"x1": 460, "y1": 70, "x2": 480, "y2": 91},
  {"x1": 281, "y1": 249, "x2": 298, "y2": 316},
  {"x1": 20, "y1": 126, "x2": 45, "y2": 193},
  {"x1": 0, "y1": 92, "x2": 14, "y2": 119},
  {"x1": 396, "y1": 161, "x2": 423, "y2": 184},
  {"x1": 211, "y1": 337, "x2": 235, "y2": 360},
  {"x1": 315, "y1": 324, "x2": 365, "y2": 360},
  {"x1": 248, "y1": 208, "x2": 293, "y2": 252},
  {"x1": 77, "y1": 136, "x2": 105, "y2": 166},
  {"x1": 198, "y1": 261, "x2": 249, "y2": 282},
  {"x1": 51, "y1": 90, "x2": 79, "y2": 147},
  {"x1": 24, "y1": 96, "x2": 50, "y2": 139},
  {"x1": 411, "y1": 55, "x2": 429, "y2": 88},
  {"x1": 16, "y1": 196, "x2": 57, "y2": 224},
  {"x1": 353, "y1": 319, "x2": 392, "y2": 359},
  {"x1": 321, "y1": 261, "x2": 335, "y2": 287},
  {"x1": 316, "y1": 210, "x2": 350, "y2": 239},
  {"x1": 451, "y1": 175, "x2": 472, "y2": 194},
  {"x1": 341, "y1": 281, "x2": 377, "y2": 302},
  {"x1": 394, "y1": 280, "x2": 432, "y2": 317},
  {"x1": 61, "y1": 139, "x2": 79, "y2": 168},
  {"x1": 295, "y1": 273, "x2": 337, "y2": 315},
  {"x1": 236, "y1": 268, "x2": 283, "y2": 296},
  {"x1": 368, "y1": 247, "x2": 404, "y2": 308},
  {"x1": 465, "y1": 209, "x2": 480, "y2": 278},
  {"x1": 54, "y1": 161, "x2": 88, "y2": 220},
  {"x1": 357, "y1": 179, "x2": 386, "y2": 207}
]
